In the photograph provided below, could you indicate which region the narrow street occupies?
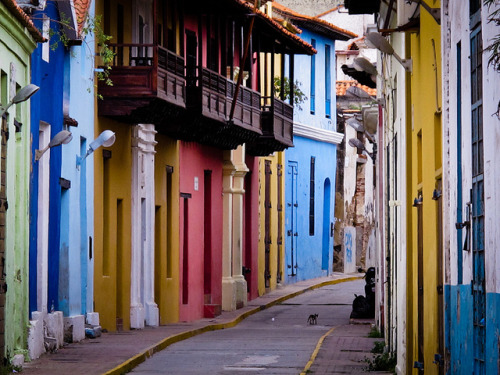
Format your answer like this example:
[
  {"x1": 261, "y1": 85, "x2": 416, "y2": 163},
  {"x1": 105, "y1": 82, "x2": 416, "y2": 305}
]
[{"x1": 130, "y1": 279, "x2": 377, "y2": 374}]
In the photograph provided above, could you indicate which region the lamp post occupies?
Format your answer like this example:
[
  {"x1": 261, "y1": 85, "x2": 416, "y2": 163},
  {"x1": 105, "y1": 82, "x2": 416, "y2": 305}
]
[{"x1": 0, "y1": 84, "x2": 40, "y2": 117}]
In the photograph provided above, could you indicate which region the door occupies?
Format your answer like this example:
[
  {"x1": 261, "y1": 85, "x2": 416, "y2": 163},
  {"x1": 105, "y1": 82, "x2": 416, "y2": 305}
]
[
  {"x1": 185, "y1": 30, "x2": 198, "y2": 87},
  {"x1": 264, "y1": 161, "x2": 271, "y2": 288},
  {"x1": 321, "y1": 179, "x2": 331, "y2": 271},
  {"x1": 417, "y1": 193, "x2": 424, "y2": 373},
  {"x1": 133, "y1": 0, "x2": 153, "y2": 65},
  {"x1": 276, "y1": 164, "x2": 283, "y2": 283},
  {"x1": 286, "y1": 162, "x2": 298, "y2": 278}
]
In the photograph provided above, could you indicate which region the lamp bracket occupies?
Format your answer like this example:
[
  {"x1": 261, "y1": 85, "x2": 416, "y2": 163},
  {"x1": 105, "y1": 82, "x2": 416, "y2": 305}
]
[{"x1": 405, "y1": 0, "x2": 440, "y2": 25}]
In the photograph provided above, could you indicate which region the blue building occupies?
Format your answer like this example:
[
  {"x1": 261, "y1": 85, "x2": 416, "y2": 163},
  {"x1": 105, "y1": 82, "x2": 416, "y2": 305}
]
[
  {"x1": 271, "y1": 3, "x2": 355, "y2": 283},
  {"x1": 28, "y1": 0, "x2": 98, "y2": 359}
]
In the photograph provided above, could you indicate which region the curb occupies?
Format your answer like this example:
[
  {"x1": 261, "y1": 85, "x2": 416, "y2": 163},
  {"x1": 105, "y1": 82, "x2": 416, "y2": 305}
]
[{"x1": 104, "y1": 276, "x2": 361, "y2": 375}]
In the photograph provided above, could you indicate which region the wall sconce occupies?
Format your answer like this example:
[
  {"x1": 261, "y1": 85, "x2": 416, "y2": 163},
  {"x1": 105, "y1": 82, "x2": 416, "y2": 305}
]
[
  {"x1": 346, "y1": 117, "x2": 376, "y2": 143},
  {"x1": 0, "y1": 84, "x2": 40, "y2": 117},
  {"x1": 348, "y1": 138, "x2": 376, "y2": 162},
  {"x1": 366, "y1": 33, "x2": 412, "y2": 72},
  {"x1": 35, "y1": 130, "x2": 73, "y2": 161},
  {"x1": 353, "y1": 57, "x2": 377, "y2": 77},
  {"x1": 76, "y1": 130, "x2": 116, "y2": 169}
]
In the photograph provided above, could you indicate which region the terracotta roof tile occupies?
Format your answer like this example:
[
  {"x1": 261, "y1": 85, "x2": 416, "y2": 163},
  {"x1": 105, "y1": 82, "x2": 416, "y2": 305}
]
[
  {"x1": 1, "y1": 0, "x2": 45, "y2": 42},
  {"x1": 336, "y1": 80, "x2": 377, "y2": 97},
  {"x1": 272, "y1": 2, "x2": 357, "y2": 41},
  {"x1": 74, "y1": 0, "x2": 91, "y2": 35},
  {"x1": 233, "y1": 0, "x2": 316, "y2": 55}
]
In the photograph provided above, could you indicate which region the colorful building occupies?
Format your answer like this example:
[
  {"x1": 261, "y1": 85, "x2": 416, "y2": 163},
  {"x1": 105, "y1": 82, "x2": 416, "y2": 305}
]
[
  {"x1": 28, "y1": 0, "x2": 99, "y2": 359},
  {"x1": 442, "y1": 0, "x2": 500, "y2": 373},
  {"x1": 269, "y1": 2, "x2": 353, "y2": 283},
  {"x1": 0, "y1": 0, "x2": 43, "y2": 363},
  {"x1": 94, "y1": 0, "x2": 314, "y2": 331}
]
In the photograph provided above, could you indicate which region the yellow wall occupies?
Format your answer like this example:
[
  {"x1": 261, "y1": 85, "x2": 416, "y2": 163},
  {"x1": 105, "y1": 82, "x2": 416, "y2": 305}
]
[
  {"x1": 257, "y1": 152, "x2": 285, "y2": 295},
  {"x1": 94, "y1": 118, "x2": 133, "y2": 331},
  {"x1": 407, "y1": 2, "x2": 442, "y2": 373},
  {"x1": 154, "y1": 134, "x2": 180, "y2": 324}
]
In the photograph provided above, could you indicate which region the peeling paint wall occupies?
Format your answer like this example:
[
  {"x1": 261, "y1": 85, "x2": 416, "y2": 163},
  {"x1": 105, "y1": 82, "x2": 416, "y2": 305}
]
[
  {"x1": 0, "y1": 1, "x2": 37, "y2": 361},
  {"x1": 442, "y1": 1, "x2": 500, "y2": 372}
]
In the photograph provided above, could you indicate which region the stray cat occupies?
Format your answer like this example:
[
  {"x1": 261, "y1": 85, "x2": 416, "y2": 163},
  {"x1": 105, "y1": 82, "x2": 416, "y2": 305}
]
[{"x1": 307, "y1": 313, "x2": 318, "y2": 325}]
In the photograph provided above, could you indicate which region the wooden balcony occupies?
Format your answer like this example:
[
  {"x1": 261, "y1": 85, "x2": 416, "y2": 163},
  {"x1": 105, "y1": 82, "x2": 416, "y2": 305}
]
[
  {"x1": 185, "y1": 67, "x2": 262, "y2": 149},
  {"x1": 247, "y1": 97, "x2": 294, "y2": 156},
  {"x1": 98, "y1": 44, "x2": 186, "y2": 127}
]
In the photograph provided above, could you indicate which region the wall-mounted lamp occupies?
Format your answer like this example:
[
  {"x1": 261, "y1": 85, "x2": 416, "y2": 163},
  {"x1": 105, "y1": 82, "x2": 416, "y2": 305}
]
[
  {"x1": 76, "y1": 130, "x2": 116, "y2": 169},
  {"x1": 348, "y1": 138, "x2": 376, "y2": 162},
  {"x1": 346, "y1": 117, "x2": 376, "y2": 143},
  {"x1": 0, "y1": 84, "x2": 40, "y2": 118},
  {"x1": 353, "y1": 57, "x2": 377, "y2": 77},
  {"x1": 366, "y1": 33, "x2": 412, "y2": 72},
  {"x1": 35, "y1": 130, "x2": 73, "y2": 161}
]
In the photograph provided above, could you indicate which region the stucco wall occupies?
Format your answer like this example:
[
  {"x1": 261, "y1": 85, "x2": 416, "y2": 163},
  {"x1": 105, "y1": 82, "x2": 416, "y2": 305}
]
[
  {"x1": 0, "y1": 1, "x2": 37, "y2": 359},
  {"x1": 285, "y1": 136, "x2": 337, "y2": 283},
  {"x1": 178, "y1": 142, "x2": 223, "y2": 322}
]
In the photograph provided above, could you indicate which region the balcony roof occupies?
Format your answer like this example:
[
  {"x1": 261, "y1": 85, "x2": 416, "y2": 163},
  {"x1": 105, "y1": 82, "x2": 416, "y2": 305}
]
[
  {"x1": 186, "y1": 0, "x2": 316, "y2": 55},
  {"x1": 271, "y1": 2, "x2": 358, "y2": 41}
]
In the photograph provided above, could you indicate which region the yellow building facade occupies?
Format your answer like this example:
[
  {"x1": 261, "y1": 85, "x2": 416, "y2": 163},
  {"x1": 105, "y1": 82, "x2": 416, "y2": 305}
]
[{"x1": 406, "y1": 2, "x2": 443, "y2": 372}]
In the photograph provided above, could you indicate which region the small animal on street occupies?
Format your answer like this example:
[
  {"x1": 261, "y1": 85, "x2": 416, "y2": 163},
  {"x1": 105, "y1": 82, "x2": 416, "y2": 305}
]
[{"x1": 307, "y1": 313, "x2": 318, "y2": 325}]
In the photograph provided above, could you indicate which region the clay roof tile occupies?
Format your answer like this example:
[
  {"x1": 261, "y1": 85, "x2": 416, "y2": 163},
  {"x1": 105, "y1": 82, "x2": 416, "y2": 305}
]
[{"x1": 1, "y1": 0, "x2": 45, "y2": 42}]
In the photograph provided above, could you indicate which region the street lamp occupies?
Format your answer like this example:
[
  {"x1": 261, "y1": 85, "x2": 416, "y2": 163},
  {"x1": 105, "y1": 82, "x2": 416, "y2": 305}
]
[
  {"x1": 35, "y1": 130, "x2": 73, "y2": 161},
  {"x1": 76, "y1": 130, "x2": 116, "y2": 169},
  {"x1": 366, "y1": 33, "x2": 412, "y2": 72},
  {"x1": 348, "y1": 138, "x2": 377, "y2": 162},
  {"x1": 0, "y1": 84, "x2": 40, "y2": 117}
]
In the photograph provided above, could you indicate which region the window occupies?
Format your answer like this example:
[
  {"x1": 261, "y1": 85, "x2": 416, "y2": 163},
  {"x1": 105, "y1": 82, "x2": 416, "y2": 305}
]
[
  {"x1": 309, "y1": 157, "x2": 315, "y2": 235},
  {"x1": 325, "y1": 44, "x2": 331, "y2": 118},
  {"x1": 310, "y1": 39, "x2": 316, "y2": 114}
]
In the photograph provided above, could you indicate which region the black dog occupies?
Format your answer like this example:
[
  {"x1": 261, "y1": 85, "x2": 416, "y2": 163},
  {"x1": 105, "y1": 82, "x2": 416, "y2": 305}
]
[{"x1": 307, "y1": 313, "x2": 318, "y2": 325}]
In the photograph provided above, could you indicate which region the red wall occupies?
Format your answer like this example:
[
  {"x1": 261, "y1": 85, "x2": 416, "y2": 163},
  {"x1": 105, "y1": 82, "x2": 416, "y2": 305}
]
[{"x1": 178, "y1": 141, "x2": 223, "y2": 322}]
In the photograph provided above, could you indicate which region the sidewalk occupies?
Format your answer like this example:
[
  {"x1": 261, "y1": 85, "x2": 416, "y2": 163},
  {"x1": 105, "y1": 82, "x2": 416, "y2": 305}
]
[{"x1": 22, "y1": 273, "x2": 363, "y2": 375}]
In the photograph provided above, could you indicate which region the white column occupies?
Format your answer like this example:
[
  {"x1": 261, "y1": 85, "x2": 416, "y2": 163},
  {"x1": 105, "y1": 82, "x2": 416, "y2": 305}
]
[
  {"x1": 130, "y1": 124, "x2": 159, "y2": 328},
  {"x1": 232, "y1": 146, "x2": 248, "y2": 308},
  {"x1": 222, "y1": 151, "x2": 236, "y2": 311}
]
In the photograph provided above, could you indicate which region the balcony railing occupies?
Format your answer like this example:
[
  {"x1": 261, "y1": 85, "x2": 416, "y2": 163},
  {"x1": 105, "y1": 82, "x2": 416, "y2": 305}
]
[
  {"x1": 98, "y1": 43, "x2": 186, "y2": 120},
  {"x1": 247, "y1": 96, "x2": 294, "y2": 156},
  {"x1": 185, "y1": 66, "x2": 262, "y2": 148}
]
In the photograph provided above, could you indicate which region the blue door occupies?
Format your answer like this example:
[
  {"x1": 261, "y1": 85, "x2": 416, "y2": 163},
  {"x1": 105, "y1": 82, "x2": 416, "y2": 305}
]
[
  {"x1": 286, "y1": 162, "x2": 298, "y2": 278},
  {"x1": 321, "y1": 179, "x2": 331, "y2": 271}
]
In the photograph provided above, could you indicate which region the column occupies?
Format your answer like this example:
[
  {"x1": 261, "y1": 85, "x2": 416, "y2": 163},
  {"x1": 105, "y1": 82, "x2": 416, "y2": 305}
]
[{"x1": 232, "y1": 146, "x2": 248, "y2": 308}]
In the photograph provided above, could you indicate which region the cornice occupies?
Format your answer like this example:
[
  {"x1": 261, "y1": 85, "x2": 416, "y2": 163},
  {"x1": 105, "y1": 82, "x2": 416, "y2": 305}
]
[{"x1": 293, "y1": 121, "x2": 344, "y2": 144}]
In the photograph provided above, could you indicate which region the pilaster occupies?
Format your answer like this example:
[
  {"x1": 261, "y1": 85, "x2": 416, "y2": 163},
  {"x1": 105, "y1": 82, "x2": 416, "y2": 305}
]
[
  {"x1": 222, "y1": 151, "x2": 236, "y2": 311},
  {"x1": 130, "y1": 124, "x2": 159, "y2": 328}
]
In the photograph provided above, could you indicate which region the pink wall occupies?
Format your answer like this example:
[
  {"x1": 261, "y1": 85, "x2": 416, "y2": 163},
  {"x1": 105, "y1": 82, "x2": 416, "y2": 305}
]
[
  {"x1": 179, "y1": 141, "x2": 223, "y2": 322},
  {"x1": 244, "y1": 155, "x2": 260, "y2": 301}
]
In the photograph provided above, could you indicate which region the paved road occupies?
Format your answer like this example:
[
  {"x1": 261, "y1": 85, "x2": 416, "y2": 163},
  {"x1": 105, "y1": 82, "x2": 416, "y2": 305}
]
[{"x1": 131, "y1": 279, "x2": 366, "y2": 374}]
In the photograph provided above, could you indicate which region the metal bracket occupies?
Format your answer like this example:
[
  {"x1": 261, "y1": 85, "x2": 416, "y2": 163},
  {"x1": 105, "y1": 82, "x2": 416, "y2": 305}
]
[{"x1": 406, "y1": 0, "x2": 441, "y2": 25}]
